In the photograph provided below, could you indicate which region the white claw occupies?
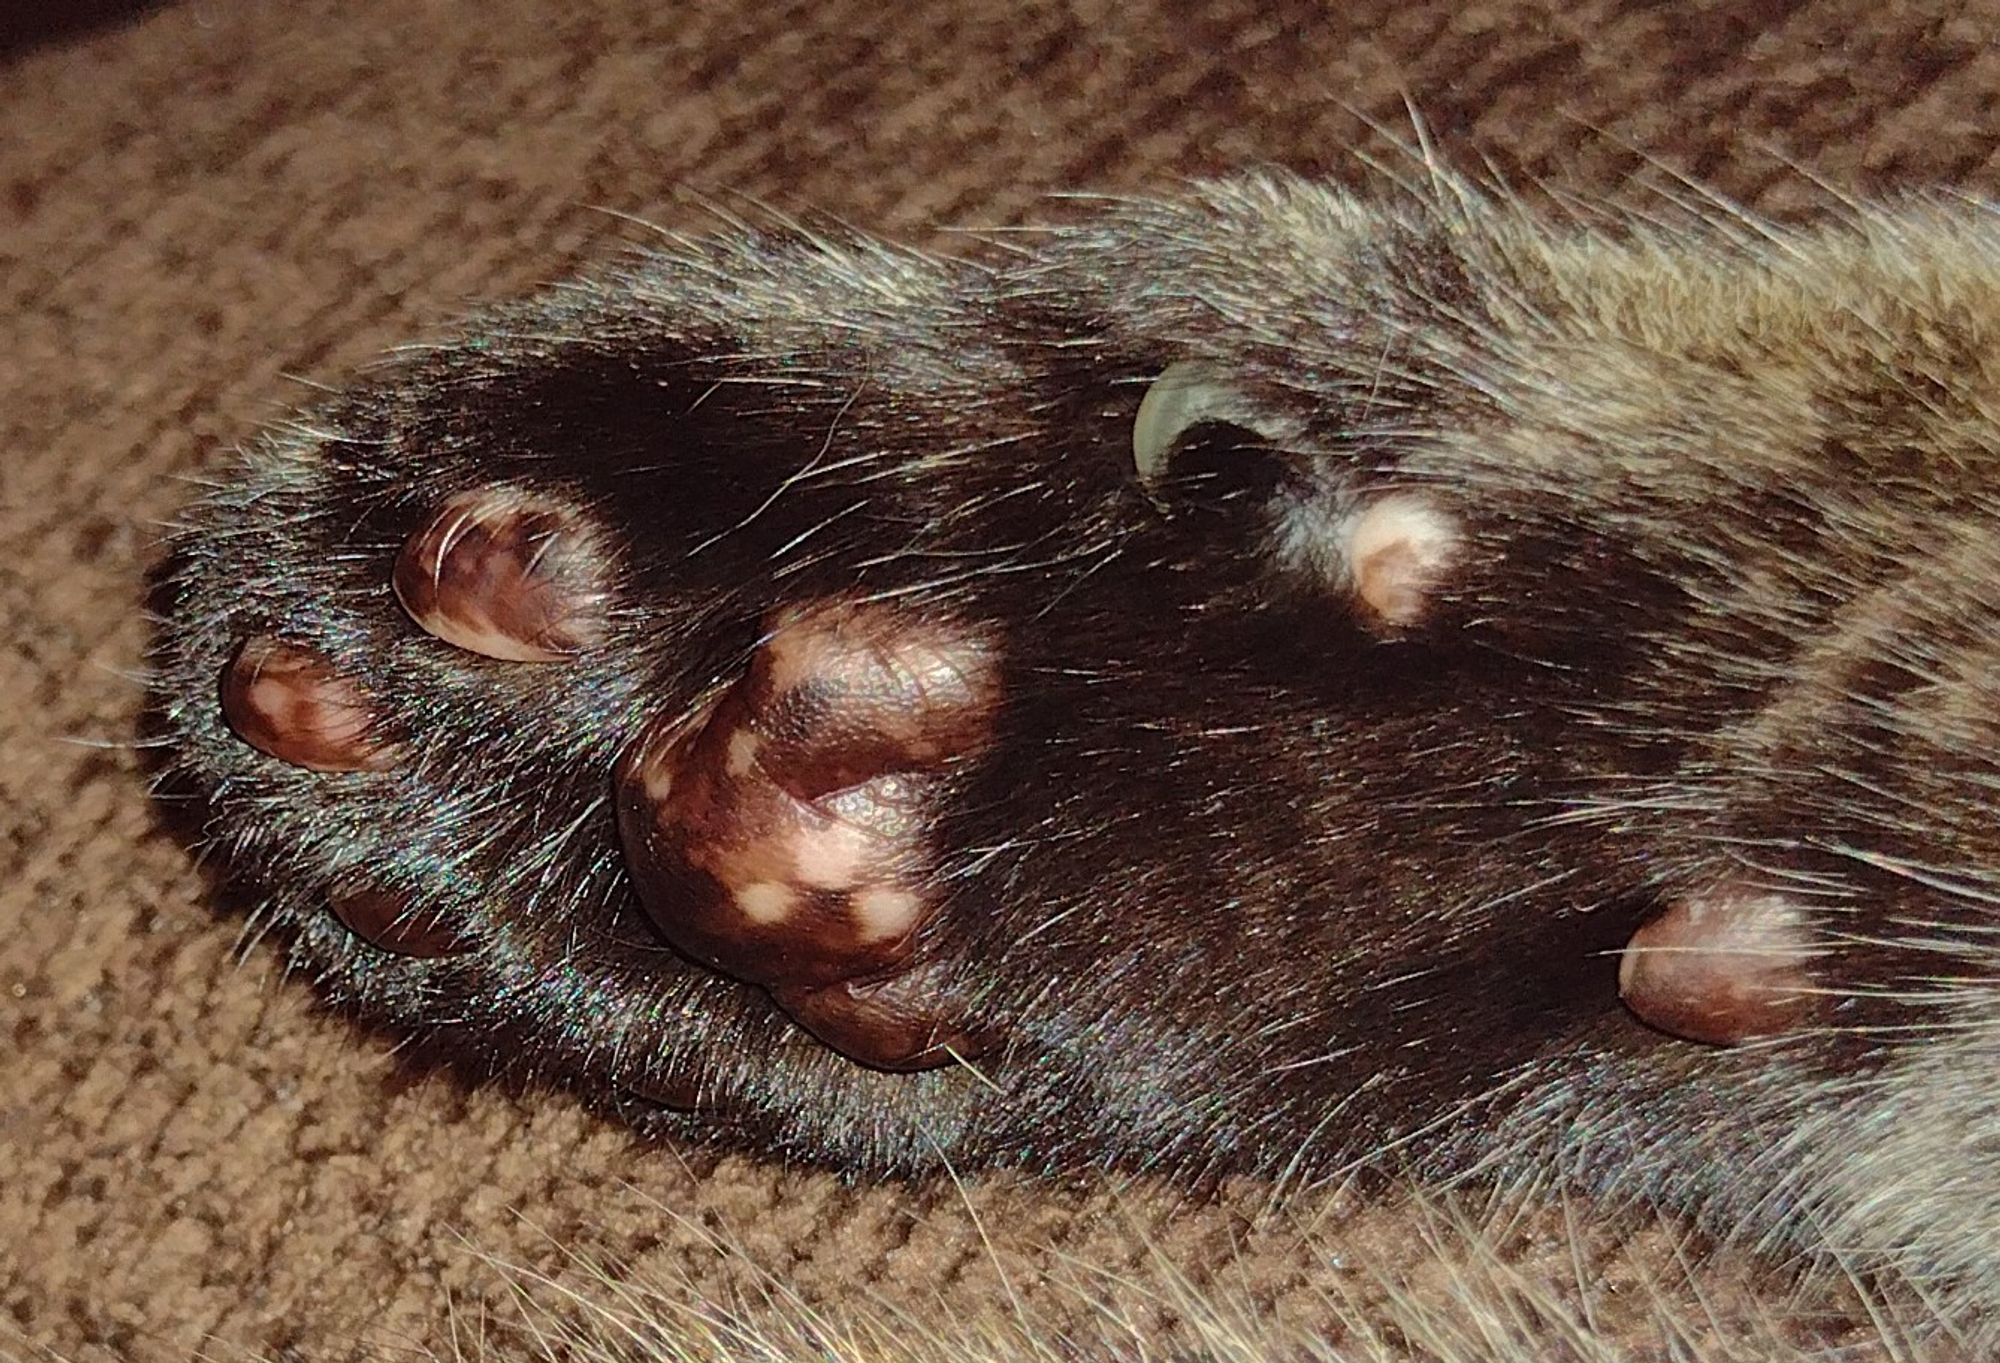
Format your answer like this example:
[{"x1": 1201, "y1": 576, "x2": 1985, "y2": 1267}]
[{"x1": 1131, "y1": 362, "x2": 1275, "y2": 486}]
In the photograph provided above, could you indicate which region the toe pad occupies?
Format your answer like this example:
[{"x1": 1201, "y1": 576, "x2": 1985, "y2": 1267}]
[
  {"x1": 393, "y1": 487, "x2": 609, "y2": 662},
  {"x1": 220, "y1": 636, "x2": 397, "y2": 772}
]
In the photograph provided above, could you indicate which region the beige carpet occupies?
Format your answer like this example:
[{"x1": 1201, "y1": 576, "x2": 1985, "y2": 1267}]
[{"x1": 4, "y1": 1, "x2": 1998, "y2": 1358}]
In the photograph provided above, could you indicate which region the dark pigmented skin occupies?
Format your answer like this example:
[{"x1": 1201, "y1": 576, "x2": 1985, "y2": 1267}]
[
  {"x1": 151, "y1": 178, "x2": 2000, "y2": 1308},
  {"x1": 219, "y1": 636, "x2": 397, "y2": 773},
  {"x1": 615, "y1": 597, "x2": 1000, "y2": 1066},
  {"x1": 391, "y1": 487, "x2": 609, "y2": 663}
]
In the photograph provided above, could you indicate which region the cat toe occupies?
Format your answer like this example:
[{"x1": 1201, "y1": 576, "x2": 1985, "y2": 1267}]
[{"x1": 220, "y1": 635, "x2": 399, "y2": 772}]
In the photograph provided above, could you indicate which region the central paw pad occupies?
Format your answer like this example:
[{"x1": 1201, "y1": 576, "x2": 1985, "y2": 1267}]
[{"x1": 615, "y1": 599, "x2": 1001, "y2": 1070}]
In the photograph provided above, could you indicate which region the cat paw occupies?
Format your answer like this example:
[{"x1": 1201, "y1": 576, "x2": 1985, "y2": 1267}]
[
  {"x1": 144, "y1": 180, "x2": 2000, "y2": 1331},
  {"x1": 148, "y1": 196, "x2": 1705, "y2": 1172},
  {"x1": 156, "y1": 196, "x2": 1607, "y2": 1176}
]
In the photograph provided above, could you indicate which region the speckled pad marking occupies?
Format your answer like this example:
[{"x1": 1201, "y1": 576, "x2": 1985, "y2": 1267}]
[
  {"x1": 392, "y1": 487, "x2": 608, "y2": 662},
  {"x1": 615, "y1": 597, "x2": 1000, "y2": 1067},
  {"x1": 219, "y1": 635, "x2": 397, "y2": 772},
  {"x1": 1619, "y1": 890, "x2": 1820, "y2": 1045}
]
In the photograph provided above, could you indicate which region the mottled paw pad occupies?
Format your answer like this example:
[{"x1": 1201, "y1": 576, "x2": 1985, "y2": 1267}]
[
  {"x1": 220, "y1": 636, "x2": 397, "y2": 772},
  {"x1": 1619, "y1": 890, "x2": 1820, "y2": 1044},
  {"x1": 1340, "y1": 494, "x2": 1462, "y2": 632},
  {"x1": 392, "y1": 487, "x2": 609, "y2": 662},
  {"x1": 615, "y1": 598, "x2": 999, "y2": 1068}
]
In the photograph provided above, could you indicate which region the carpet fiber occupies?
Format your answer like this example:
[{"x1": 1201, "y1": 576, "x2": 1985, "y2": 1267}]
[{"x1": 4, "y1": 1, "x2": 1997, "y2": 1358}]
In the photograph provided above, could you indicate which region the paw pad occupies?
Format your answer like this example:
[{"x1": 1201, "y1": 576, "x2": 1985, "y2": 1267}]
[
  {"x1": 1342, "y1": 494, "x2": 1461, "y2": 632},
  {"x1": 615, "y1": 598, "x2": 1000, "y2": 1068},
  {"x1": 615, "y1": 599, "x2": 999, "y2": 986},
  {"x1": 329, "y1": 884, "x2": 474, "y2": 957},
  {"x1": 1619, "y1": 890, "x2": 1819, "y2": 1044},
  {"x1": 775, "y1": 963, "x2": 988, "y2": 1072},
  {"x1": 220, "y1": 636, "x2": 397, "y2": 772},
  {"x1": 392, "y1": 487, "x2": 608, "y2": 662}
]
